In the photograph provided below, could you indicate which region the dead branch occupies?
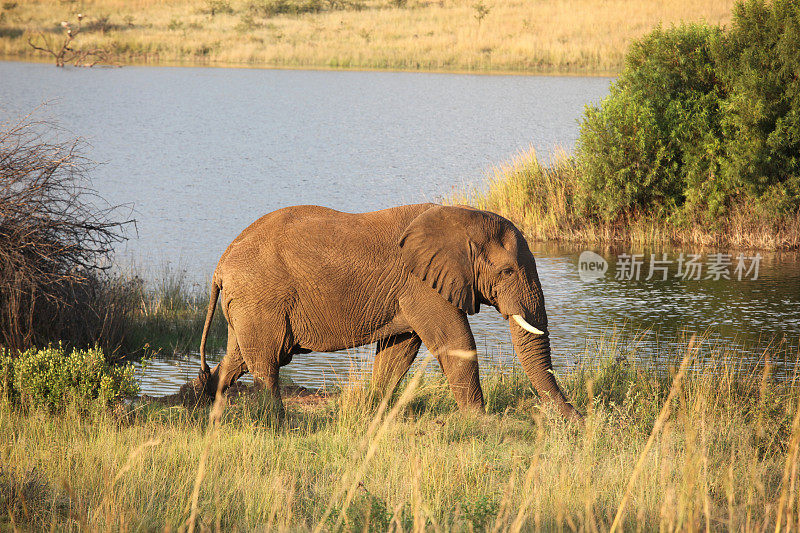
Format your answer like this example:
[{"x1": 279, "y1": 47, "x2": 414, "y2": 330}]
[
  {"x1": 26, "y1": 13, "x2": 117, "y2": 68},
  {"x1": 0, "y1": 113, "x2": 134, "y2": 353}
]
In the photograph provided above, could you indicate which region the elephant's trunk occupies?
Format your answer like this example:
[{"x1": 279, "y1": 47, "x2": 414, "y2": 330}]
[{"x1": 509, "y1": 322, "x2": 582, "y2": 422}]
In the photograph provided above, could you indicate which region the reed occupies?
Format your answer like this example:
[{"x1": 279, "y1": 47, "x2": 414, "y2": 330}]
[
  {"x1": 1, "y1": 333, "x2": 798, "y2": 530},
  {"x1": 119, "y1": 267, "x2": 227, "y2": 356},
  {"x1": 453, "y1": 148, "x2": 800, "y2": 250},
  {"x1": 1, "y1": 0, "x2": 735, "y2": 73}
]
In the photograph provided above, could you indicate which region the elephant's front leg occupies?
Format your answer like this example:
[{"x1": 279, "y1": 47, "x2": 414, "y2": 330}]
[
  {"x1": 399, "y1": 290, "x2": 484, "y2": 410},
  {"x1": 372, "y1": 332, "x2": 422, "y2": 398}
]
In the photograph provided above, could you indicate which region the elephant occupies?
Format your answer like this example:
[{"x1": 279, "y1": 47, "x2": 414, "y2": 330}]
[{"x1": 195, "y1": 203, "x2": 581, "y2": 421}]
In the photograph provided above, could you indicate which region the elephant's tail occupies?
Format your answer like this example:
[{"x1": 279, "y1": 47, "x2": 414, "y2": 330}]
[{"x1": 199, "y1": 277, "x2": 220, "y2": 377}]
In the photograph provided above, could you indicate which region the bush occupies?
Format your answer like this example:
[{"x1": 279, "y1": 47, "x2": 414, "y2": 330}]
[
  {"x1": 0, "y1": 344, "x2": 138, "y2": 410},
  {"x1": 714, "y1": 0, "x2": 800, "y2": 215},
  {"x1": 0, "y1": 115, "x2": 133, "y2": 353},
  {"x1": 247, "y1": 0, "x2": 323, "y2": 17},
  {"x1": 576, "y1": 24, "x2": 723, "y2": 223},
  {"x1": 203, "y1": 0, "x2": 234, "y2": 16},
  {"x1": 576, "y1": 0, "x2": 800, "y2": 224}
]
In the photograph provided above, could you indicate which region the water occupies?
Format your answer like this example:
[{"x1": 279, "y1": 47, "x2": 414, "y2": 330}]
[{"x1": 2, "y1": 61, "x2": 798, "y2": 396}]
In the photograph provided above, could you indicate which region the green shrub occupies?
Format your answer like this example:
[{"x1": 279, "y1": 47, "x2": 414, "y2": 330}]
[
  {"x1": 247, "y1": 0, "x2": 323, "y2": 17},
  {"x1": 462, "y1": 494, "x2": 499, "y2": 530},
  {"x1": 714, "y1": 0, "x2": 800, "y2": 215},
  {"x1": 203, "y1": 0, "x2": 234, "y2": 16},
  {"x1": 576, "y1": 0, "x2": 800, "y2": 224},
  {"x1": 0, "y1": 345, "x2": 138, "y2": 410},
  {"x1": 576, "y1": 23, "x2": 723, "y2": 223}
]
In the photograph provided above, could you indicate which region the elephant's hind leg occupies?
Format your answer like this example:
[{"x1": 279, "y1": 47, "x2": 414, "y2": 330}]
[
  {"x1": 229, "y1": 312, "x2": 291, "y2": 416},
  {"x1": 202, "y1": 325, "x2": 249, "y2": 397},
  {"x1": 371, "y1": 332, "x2": 422, "y2": 398}
]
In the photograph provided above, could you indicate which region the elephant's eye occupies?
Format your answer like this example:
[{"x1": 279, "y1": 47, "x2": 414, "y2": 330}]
[{"x1": 500, "y1": 267, "x2": 515, "y2": 277}]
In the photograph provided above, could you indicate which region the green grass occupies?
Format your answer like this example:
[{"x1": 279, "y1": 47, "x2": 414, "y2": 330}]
[
  {"x1": 119, "y1": 268, "x2": 227, "y2": 357},
  {"x1": 2, "y1": 334, "x2": 798, "y2": 531}
]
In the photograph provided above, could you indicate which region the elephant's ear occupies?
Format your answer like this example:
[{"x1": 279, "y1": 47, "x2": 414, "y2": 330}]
[{"x1": 399, "y1": 205, "x2": 478, "y2": 315}]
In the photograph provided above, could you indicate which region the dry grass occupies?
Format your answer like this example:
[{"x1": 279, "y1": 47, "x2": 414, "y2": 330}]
[
  {"x1": 453, "y1": 148, "x2": 800, "y2": 250},
  {"x1": 1, "y1": 333, "x2": 799, "y2": 531},
  {"x1": 1, "y1": 0, "x2": 735, "y2": 73}
]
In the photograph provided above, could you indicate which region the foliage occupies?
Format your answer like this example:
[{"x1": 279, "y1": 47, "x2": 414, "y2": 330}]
[
  {"x1": 576, "y1": 0, "x2": 800, "y2": 224},
  {"x1": 462, "y1": 494, "x2": 499, "y2": 530},
  {"x1": 202, "y1": 0, "x2": 234, "y2": 16},
  {"x1": 714, "y1": 0, "x2": 800, "y2": 216},
  {"x1": 576, "y1": 24, "x2": 724, "y2": 223},
  {"x1": 329, "y1": 492, "x2": 400, "y2": 531},
  {"x1": 472, "y1": 1, "x2": 490, "y2": 25},
  {"x1": 247, "y1": 0, "x2": 323, "y2": 17},
  {"x1": 0, "y1": 344, "x2": 138, "y2": 410}
]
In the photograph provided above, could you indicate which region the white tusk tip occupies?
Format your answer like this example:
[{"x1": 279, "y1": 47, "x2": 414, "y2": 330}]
[{"x1": 512, "y1": 314, "x2": 545, "y2": 335}]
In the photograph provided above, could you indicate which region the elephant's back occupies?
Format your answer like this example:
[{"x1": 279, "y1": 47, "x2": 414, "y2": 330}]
[{"x1": 214, "y1": 203, "x2": 435, "y2": 279}]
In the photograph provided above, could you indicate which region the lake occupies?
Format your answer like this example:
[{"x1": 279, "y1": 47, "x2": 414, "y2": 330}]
[{"x1": 1, "y1": 61, "x2": 798, "y2": 395}]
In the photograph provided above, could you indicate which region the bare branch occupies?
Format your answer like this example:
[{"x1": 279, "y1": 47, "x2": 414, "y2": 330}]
[
  {"x1": 26, "y1": 14, "x2": 117, "y2": 68},
  {"x1": 0, "y1": 114, "x2": 135, "y2": 353}
]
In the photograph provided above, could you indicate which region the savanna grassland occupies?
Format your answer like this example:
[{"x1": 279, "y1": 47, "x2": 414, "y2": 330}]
[
  {"x1": 1, "y1": 0, "x2": 735, "y2": 73},
  {"x1": 2, "y1": 335, "x2": 800, "y2": 531}
]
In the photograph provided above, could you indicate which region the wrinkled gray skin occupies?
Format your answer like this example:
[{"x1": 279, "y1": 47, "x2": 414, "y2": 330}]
[{"x1": 196, "y1": 204, "x2": 581, "y2": 421}]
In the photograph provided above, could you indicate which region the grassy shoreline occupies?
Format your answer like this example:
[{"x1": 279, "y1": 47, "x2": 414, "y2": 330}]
[
  {"x1": 454, "y1": 149, "x2": 800, "y2": 251},
  {"x1": 0, "y1": 55, "x2": 619, "y2": 77},
  {"x1": 1, "y1": 0, "x2": 735, "y2": 74},
  {"x1": 2, "y1": 335, "x2": 799, "y2": 530}
]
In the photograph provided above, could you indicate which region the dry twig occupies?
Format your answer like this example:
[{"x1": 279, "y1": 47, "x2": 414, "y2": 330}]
[{"x1": 0, "y1": 112, "x2": 133, "y2": 352}]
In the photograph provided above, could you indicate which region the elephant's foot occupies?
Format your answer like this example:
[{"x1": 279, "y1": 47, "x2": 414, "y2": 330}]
[
  {"x1": 177, "y1": 376, "x2": 214, "y2": 407},
  {"x1": 198, "y1": 366, "x2": 219, "y2": 398},
  {"x1": 255, "y1": 374, "x2": 286, "y2": 421},
  {"x1": 174, "y1": 366, "x2": 224, "y2": 407}
]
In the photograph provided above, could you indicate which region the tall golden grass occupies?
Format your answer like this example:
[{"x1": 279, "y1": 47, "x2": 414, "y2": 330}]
[
  {"x1": 453, "y1": 148, "x2": 800, "y2": 250},
  {"x1": 2, "y1": 0, "x2": 735, "y2": 73},
  {"x1": 1, "y1": 332, "x2": 798, "y2": 530}
]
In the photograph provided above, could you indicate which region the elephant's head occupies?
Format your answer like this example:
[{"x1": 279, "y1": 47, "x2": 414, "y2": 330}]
[{"x1": 399, "y1": 205, "x2": 582, "y2": 421}]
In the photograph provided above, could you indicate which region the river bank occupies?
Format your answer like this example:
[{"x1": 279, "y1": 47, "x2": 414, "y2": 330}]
[
  {"x1": 455, "y1": 150, "x2": 800, "y2": 251},
  {"x1": 1, "y1": 0, "x2": 734, "y2": 74}
]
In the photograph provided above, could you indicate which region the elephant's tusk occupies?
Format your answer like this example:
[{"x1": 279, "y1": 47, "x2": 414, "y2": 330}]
[{"x1": 512, "y1": 314, "x2": 545, "y2": 335}]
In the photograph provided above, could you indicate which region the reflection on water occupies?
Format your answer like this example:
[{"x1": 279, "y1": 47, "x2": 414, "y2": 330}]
[{"x1": 136, "y1": 243, "x2": 800, "y2": 396}]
